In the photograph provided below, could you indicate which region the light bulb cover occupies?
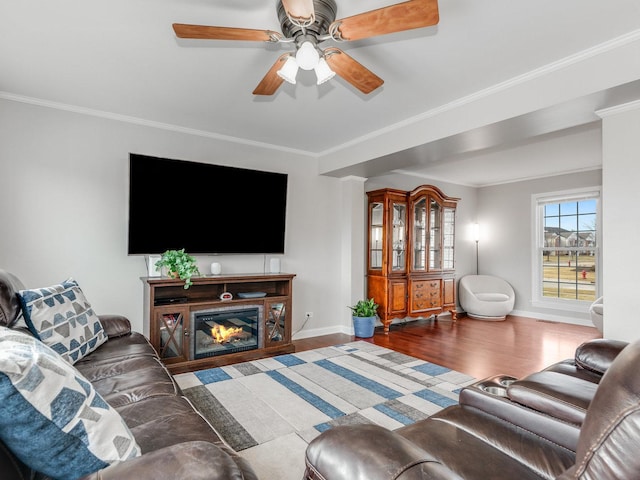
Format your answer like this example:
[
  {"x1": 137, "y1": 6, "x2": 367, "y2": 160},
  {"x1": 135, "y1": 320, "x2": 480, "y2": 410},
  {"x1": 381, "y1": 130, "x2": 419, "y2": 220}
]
[
  {"x1": 314, "y1": 58, "x2": 335, "y2": 85},
  {"x1": 277, "y1": 56, "x2": 298, "y2": 84},
  {"x1": 296, "y1": 41, "x2": 320, "y2": 70},
  {"x1": 473, "y1": 223, "x2": 480, "y2": 242}
]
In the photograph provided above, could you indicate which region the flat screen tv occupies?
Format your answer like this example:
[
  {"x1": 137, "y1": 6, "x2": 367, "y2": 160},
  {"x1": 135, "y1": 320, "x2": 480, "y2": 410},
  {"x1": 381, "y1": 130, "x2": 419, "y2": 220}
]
[{"x1": 128, "y1": 154, "x2": 288, "y2": 255}]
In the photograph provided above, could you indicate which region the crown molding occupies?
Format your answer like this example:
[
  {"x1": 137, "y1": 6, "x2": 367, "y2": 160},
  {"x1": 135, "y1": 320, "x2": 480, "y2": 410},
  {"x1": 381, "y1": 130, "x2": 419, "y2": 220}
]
[
  {"x1": 0, "y1": 91, "x2": 316, "y2": 158},
  {"x1": 596, "y1": 99, "x2": 640, "y2": 118}
]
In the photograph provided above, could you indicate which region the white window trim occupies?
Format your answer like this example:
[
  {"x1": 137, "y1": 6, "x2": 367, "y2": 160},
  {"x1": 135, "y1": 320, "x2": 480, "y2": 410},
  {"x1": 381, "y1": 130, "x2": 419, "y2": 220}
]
[{"x1": 531, "y1": 186, "x2": 601, "y2": 312}]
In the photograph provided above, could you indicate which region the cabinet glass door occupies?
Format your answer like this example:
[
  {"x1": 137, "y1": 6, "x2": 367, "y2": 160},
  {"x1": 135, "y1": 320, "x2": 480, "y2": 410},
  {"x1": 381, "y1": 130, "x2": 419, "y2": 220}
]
[
  {"x1": 157, "y1": 310, "x2": 186, "y2": 361},
  {"x1": 413, "y1": 198, "x2": 427, "y2": 270},
  {"x1": 391, "y1": 202, "x2": 406, "y2": 272},
  {"x1": 429, "y1": 199, "x2": 442, "y2": 270},
  {"x1": 369, "y1": 202, "x2": 384, "y2": 270},
  {"x1": 443, "y1": 207, "x2": 455, "y2": 269},
  {"x1": 266, "y1": 301, "x2": 287, "y2": 346}
]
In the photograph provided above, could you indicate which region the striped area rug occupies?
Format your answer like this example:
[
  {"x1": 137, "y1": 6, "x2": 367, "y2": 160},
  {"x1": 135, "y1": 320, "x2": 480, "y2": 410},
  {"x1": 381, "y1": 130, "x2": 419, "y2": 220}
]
[{"x1": 174, "y1": 341, "x2": 475, "y2": 452}]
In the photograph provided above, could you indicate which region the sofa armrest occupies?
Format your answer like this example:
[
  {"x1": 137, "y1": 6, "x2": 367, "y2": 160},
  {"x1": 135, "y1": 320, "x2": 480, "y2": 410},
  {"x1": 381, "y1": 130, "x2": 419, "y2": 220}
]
[
  {"x1": 305, "y1": 424, "x2": 456, "y2": 480},
  {"x1": 575, "y1": 338, "x2": 628, "y2": 375},
  {"x1": 80, "y1": 441, "x2": 249, "y2": 480},
  {"x1": 98, "y1": 314, "x2": 132, "y2": 338}
]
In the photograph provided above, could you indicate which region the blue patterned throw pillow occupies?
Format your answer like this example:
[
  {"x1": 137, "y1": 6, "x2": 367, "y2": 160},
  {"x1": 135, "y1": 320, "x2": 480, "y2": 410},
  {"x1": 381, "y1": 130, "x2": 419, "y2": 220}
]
[
  {"x1": 0, "y1": 327, "x2": 141, "y2": 479},
  {"x1": 18, "y1": 279, "x2": 107, "y2": 364}
]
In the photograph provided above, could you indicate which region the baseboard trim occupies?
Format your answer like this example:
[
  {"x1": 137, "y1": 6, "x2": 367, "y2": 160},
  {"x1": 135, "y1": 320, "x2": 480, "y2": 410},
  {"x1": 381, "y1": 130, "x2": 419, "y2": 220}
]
[
  {"x1": 510, "y1": 309, "x2": 592, "y2": 327},
  {"x1": 292, "y1": 324, "x2": 353, "y2": 340},
  {"x1": 293, "y1": 310, "x2": 594, "y2": 341},
  {"x1": 292, "y1": 312, "x2": 456, "y2": 341}
]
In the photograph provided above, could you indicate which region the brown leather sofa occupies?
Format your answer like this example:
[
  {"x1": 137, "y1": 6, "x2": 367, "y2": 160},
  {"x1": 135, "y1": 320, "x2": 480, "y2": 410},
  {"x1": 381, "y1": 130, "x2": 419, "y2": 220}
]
[
  {"x1": 0, "y1": 270, "x2": 257, "y2": 480},
  {"x1": 305, "y1": 337, "x2": 638, "y2": 479}
]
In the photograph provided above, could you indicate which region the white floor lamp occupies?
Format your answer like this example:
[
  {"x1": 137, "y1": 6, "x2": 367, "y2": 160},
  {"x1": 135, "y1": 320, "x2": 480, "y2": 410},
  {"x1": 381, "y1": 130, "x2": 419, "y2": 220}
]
[{"x1": 473, "y1": 223, "x2": 480, "y2": 275}]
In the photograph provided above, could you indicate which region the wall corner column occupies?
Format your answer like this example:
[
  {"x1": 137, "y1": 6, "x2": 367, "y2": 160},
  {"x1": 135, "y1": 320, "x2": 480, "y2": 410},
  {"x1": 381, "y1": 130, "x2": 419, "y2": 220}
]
[
  {"x1": 597, "y1": 100, "x2": 640, "y2": 341},
  {"x1": 340, "y1": 176, "x2": 367, "y2": 334}
]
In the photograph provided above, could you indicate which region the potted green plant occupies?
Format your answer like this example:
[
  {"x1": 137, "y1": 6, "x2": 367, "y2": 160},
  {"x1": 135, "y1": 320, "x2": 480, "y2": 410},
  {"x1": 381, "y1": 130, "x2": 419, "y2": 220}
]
[
  {"x1": 348, "y1": 298, "x2": 379, "y2": 338},
  {"x1": 155, "y1": 249, "x2": 200, "y2": 289}
]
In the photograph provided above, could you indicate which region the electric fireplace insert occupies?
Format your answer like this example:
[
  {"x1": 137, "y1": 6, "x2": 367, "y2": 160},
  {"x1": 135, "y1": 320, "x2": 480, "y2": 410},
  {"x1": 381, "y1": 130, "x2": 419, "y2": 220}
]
[{"x1": 190, "y1": 305, "x2": 261, "y2": 359}]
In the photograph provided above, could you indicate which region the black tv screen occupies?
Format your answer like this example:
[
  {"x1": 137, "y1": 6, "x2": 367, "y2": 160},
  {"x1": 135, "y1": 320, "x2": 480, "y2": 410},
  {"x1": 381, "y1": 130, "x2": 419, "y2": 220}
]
[{"x1": 128, "y1": 154, "x2": 288, "y2": 255}]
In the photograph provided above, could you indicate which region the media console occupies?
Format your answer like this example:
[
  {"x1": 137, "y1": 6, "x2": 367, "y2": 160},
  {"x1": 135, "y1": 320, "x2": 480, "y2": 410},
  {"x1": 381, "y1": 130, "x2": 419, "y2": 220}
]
[{"x1": 143, "y1": 273, "x2": 295, "y2": 374}]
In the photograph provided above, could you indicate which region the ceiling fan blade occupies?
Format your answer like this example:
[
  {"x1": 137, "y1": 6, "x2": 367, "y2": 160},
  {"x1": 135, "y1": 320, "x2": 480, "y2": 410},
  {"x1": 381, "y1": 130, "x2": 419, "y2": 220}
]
[
  {"x1": 173, "y1": 23, "x2": 279, "y2": 42},
  {"x1": 330, "y1": 0, "x2": 439, "y2": 42},
  {"x1": 281, "y1": 0, "x2": 315, "y2": 24},
  {"x1": 253, "y1": 54, "x2": 289, "y2": 96},
  {"x1": 324, "y1": 48, "x2": 383, "y2": 94}
]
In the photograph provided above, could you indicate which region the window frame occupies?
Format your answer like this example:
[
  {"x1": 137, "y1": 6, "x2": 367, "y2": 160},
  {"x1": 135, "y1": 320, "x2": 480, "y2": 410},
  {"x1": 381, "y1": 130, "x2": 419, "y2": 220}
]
[{"x1": 531, "y1": 187, "x2": 601, "y2": 312}]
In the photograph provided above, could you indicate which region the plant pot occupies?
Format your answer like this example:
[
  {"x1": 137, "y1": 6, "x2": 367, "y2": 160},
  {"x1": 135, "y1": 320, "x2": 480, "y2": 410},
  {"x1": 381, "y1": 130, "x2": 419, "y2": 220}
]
[{"x1": 353, "y1": 315, "x2": 376, "y2": 338}]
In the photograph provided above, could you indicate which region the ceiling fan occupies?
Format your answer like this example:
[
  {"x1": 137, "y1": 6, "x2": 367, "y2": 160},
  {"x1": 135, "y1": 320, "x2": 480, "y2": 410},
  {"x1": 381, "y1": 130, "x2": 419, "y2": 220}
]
[{"x1": 172, "y1": 0, "x2": 439, "y2": 95}]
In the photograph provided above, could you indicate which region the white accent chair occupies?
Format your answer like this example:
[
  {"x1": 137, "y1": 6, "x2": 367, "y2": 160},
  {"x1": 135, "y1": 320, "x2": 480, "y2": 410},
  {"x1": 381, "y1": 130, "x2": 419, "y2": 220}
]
[
  {"x1": 589, "y1": 296, "x2": 603, "y2": 333},
  {"x1": 459, "y1": 275, "x2": 515, "y2": 321}
]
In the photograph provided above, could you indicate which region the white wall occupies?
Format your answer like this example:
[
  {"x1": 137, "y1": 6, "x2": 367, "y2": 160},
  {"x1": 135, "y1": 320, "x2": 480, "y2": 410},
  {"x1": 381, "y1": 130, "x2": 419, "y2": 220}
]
[
  {"x1": 600, "y1": 101, "x2": 640, "y2": 342},
  {"x1": 0, "y1": 99, "x2": 346, "y2": 337},
  {"x1": 478, "y1": 170, "x2": 601, "y2": 324},
  {"x1": 465, "y1": 125, "x2": 604, "y2": 325}
]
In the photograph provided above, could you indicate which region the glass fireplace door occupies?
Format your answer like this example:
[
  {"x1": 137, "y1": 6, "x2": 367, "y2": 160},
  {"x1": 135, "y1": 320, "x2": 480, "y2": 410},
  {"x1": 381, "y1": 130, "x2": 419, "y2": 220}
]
[{"x1": 191, "y1": 306, "x2": 260, "y2": 359}]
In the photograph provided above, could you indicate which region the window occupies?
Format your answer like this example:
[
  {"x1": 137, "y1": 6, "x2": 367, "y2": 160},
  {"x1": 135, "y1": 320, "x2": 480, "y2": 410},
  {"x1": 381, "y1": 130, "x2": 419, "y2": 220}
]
[{"x1": 532, "y1": 188, "x2": 600, "y2": 308}]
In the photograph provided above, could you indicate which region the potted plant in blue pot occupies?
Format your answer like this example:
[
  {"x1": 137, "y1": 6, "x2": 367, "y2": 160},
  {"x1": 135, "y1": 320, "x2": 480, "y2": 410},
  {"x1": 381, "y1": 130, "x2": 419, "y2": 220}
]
[{"x1": 348, "y1": 298, "x2": 379, "y2": 338}]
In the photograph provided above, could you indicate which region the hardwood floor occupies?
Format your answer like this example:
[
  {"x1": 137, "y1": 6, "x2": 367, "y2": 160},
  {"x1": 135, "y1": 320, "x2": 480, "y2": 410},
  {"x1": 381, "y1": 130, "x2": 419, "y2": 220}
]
[{"x1": 293, "y1": 315, "x2": 601, "y2": 380}]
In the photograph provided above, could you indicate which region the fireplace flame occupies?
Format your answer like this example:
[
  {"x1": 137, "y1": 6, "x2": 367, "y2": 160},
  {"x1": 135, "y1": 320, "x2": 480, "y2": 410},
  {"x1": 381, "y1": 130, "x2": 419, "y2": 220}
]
[{"x1": 211, "y1": 324, "x2": 244, "y2": 343}]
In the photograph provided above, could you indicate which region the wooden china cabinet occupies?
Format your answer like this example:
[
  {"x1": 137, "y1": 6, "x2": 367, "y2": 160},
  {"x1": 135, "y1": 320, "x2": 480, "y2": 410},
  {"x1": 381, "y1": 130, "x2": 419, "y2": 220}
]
[{"x1": 366, "y1": 185, "x2": 460, "y2": 333}]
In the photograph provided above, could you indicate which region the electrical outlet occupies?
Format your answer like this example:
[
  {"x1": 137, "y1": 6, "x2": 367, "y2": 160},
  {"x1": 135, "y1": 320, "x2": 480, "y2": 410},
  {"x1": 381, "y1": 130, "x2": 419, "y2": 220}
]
[{"x1": 305, "y1": 312, "x2": 313, "y2": 318}]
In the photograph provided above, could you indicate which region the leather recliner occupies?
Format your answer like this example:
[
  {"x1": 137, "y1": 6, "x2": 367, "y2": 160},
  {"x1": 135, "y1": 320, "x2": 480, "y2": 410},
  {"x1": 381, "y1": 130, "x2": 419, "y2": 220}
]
[{"x1": 304, "y1": 337, "x2": 638, "y2": 479}]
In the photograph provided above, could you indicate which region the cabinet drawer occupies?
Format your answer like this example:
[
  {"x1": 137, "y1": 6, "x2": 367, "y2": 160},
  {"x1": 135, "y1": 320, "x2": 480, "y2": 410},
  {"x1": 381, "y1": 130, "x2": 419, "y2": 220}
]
[{"x1": 411, "y1": 280, "x2": 441, "y2": 311}]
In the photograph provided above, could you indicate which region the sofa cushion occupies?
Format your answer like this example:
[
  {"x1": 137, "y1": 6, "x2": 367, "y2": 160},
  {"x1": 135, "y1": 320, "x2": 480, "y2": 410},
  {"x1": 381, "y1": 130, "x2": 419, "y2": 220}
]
[
  {"x1": 543, "y1": 359, "x2": 604, "y2": 384},
  {"x1": 475, "y1": 293, "x2": 510, "y2": 302},
  {"x1": 18, "y1": 278, "x2": 107, "y2": 364},
  {"x1": 399, "y1": 405, "x2": 576, "y2": 479},
  {"x1": 507, "y1": 371, "x2": 597, "y2": 426},
  {"x1": 74, "y1": 332, "x2": 157, "y2": 367},
  {"x1": 116, "y1": 396, "x2": 228, "y2": 450},
  {"x1": 0, "y1": 327, "x2": 141, "y2": 479},
  {"x1": 80, "y1": 356, "x2": 179, "y2": 408}
]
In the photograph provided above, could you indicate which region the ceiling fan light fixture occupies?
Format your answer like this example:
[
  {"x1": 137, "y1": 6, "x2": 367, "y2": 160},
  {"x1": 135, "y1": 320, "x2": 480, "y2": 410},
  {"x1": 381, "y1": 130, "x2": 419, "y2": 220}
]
[
  {"x1": 314, "y1": 57, "x2": 335, "y2": 85},
  {"x1": 296, "y1": 41, "x2": 320, "y2": 70},
  {"x1": 277, "y1": 55, "x2": 298, "y2": 84}
]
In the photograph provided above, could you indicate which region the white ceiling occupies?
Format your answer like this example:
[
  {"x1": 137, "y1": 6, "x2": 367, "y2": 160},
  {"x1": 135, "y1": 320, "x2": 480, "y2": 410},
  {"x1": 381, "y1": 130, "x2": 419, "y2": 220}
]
[{"x1": 2, "y1": 0, "x2": 640, "y2": 186}]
